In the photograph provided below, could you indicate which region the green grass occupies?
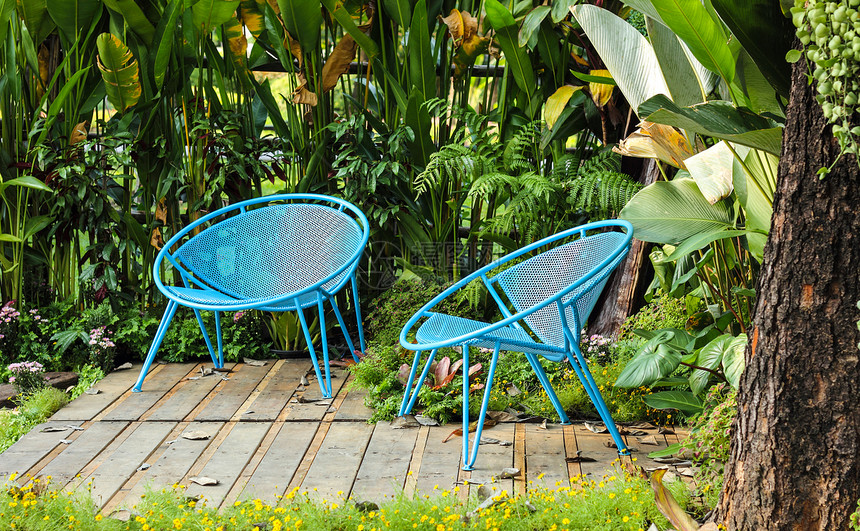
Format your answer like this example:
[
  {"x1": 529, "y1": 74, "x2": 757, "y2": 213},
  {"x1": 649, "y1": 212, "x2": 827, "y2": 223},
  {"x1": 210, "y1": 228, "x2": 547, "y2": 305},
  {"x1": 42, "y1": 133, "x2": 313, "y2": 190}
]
[
  {"x1": 0, "y1": 387, "x2": 69, "y2": 453},
  {"x1": 0, "y1": 467, "x2": 690, "y2": 530}
]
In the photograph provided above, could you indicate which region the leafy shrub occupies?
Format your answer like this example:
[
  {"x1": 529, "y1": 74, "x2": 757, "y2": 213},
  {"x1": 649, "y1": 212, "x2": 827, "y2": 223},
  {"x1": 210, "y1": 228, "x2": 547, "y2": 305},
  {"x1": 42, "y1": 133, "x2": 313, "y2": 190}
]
[
  {"x1": 680, "y1": 384, "x2": 737, "y2": 509},
  {"x1": 618, "y1": 291, "x2": 692, "y2": 342},
  {"x1": 363, "y1": 279, "x2": 483, "y2": 348}
]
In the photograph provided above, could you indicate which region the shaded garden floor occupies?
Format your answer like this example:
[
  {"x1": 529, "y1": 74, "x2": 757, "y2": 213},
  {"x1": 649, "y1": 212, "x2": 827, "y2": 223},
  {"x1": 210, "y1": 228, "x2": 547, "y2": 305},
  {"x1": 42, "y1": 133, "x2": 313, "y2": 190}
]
[{"x1": 0, "y1": 361, "x2": 687, "y2": 513}]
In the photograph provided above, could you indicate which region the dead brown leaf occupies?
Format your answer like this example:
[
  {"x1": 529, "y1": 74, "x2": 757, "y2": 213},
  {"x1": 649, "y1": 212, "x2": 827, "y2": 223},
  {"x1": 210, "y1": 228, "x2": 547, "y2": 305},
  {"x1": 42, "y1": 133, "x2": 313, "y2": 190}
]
[
  {"x1": 321, "y1": 34, "x2": 357, "y2": 92},
  {"x1": 181, "y1": 430, "x2": 211, "y2": 441},
  {"x1": 638, "y1": 435, "x2": 659, "y2": 446},
  {"x1": 243, "y1": 358, "x2": 268, "y2": 367},
  {"x1": 565, "y1": 450, "x2": 596, "y2": 463},
  {"x1": 583, "y1": 421, "x2": 608, "y2": 434},
  {"x1": 70, "y1": 121, "x2": 89, "y2": 145},
  {"x1": 189, "y1": 476, "x2": 219, "y2": 486}
]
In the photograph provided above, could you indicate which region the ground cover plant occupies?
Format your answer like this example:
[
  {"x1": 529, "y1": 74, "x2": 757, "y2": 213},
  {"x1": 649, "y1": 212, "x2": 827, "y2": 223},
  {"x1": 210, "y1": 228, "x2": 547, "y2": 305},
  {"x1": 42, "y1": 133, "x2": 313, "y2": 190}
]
[{"x1": 0, "y1": 468, "x2": 690, "y2": 530}]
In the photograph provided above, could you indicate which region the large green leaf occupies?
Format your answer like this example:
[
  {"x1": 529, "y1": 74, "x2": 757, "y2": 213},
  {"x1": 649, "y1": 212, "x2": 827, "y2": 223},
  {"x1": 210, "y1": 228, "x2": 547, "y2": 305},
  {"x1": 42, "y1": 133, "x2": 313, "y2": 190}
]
[
  {"x1": 643, "y1": 390, "x2": 703, "y2": 414},
  {"x1": 650, "y1": 0, "x2": 734, "y2": 84},
  {"x1": 321, "y1": 0, "x2": 378, "y2": 59},
  {"x1": 620, "y1": 177, "x2": 734, "y2": 245},
  {"x1": 571, "y1": 4, "x2": 668, "y2": 117},
  {"x1": 405, "y1": 88, "x2": 434, "y2": 168},
  {"x1": 382, "y1": 0, "x2": 410, "y2": 27},
  {"x1": 640, "y1": 95, "x2": 783, "y2": 155},
  {"x1": 408, "y1": 0, "x2": 434, "y2": 100},
  {"x1": 711, "y1": 0, "x2": 792, "y2": 98},
  {"x1": 735, "y1": 49, "x2": 783, "y2": 118},
  {"x1": 734, "y1": 149, "x2": 776, "y2": 261},
  {"x1": 0, "y1": 175, "x2": 52, "y2": 193},
  {"x1": 0, "y1": 0, "x2": 15, "y2": 44},
  {"x1": 96, "y1": 33, "x2": 141, "y2": 113},
  {"x1": 151, "y1": 0, "x2": 185, "y2": 89},
  {"x1": 192, "y1": 0, "x2": 240, "y2": 35},
  {"x1": 15, "y1": 0, "x2": 56, "y2": 45},
  {"x1": 278, "y1": 0, "x2": 321, "y2": 53},
  {"x1": 102, "y1": 0, "x2": 155, "y2": 45},
  {"x1": 689, "y1": 333, "x2": 733, "y2": 395},
  {"x1": 518, "y1": 5, "x2": 549, "y2": 47},
  {"x1": 722, "y1": 333, "x2": 747, "y2": 388},
  {"x1": 664, "y1": 229, "x2": 747, "y2": 262},
  {"x1": 615, "y1": 331, "x2": 681, "y2": 388},
  {"x1": 46, "y1": 0, "x2": 100, "y2": 44},
  {"x1": 485, "y1": 0, "x2": 535, "y2": 99},
  {"x1": 646, "y1": 17, "x2": 705, "y2": 107}
]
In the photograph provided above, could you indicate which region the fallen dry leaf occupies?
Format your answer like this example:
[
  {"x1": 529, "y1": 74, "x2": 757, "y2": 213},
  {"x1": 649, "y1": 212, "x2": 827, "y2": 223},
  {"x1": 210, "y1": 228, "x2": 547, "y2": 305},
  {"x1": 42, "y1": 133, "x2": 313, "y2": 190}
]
[
  {"x1": 181, "y1": 430, "x2": 210, "y2": 441},
  {"x1": 190, "y1": 476, "x2": 219, "y2": 486},
  {"x1": 391, "y1": 415, "x2": 420, "y2": 429},
  {"x1": 583, "y1": 421, "x2": 607, "y2": 434},
  {"x1": 243, "y1": 358, "x2": 267, "y2": 367},
  {"x1": 639, "y1": 435, "x2": 659, "y2": 446},
  {"x1": 84, "y1": 388, "x2": 100, "y2": 395},
  {"x1": 41, "y1": 426, "x2": 70, "y2": 433},
  {"x1": 499, "y1": 467, "x2": 521, "y2": 479},
  {"x1": 114, "y1": 362, "x2": 133, "y2": 371},
  {"x1": 565, "y1": 451, "x2": 596, "y2": 463},
  {"x1": 658, "y1": 426, "x2": 676, "y2": 435}
]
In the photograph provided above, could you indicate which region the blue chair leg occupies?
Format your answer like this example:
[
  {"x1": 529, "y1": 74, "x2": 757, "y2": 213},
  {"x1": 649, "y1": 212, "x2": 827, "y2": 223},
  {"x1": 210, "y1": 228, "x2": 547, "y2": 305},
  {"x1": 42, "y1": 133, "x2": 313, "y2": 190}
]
[
  {"x1": 524, "y1": 352, "x2": 571, "y2": 425},
  {"x1": 213, "y1": 311, "x2": 224, "y2": 368},
  {"x1": 317, "y1": 293, "x2": 332, "y2": 398},
  {"x1": 566, "y1": 346, "x2": 629, "y2": 455},
  {"x1": 398, "y1": 348, "x2": 437, "y2": 416},
  {"x1": 134, "y1": 301, "x2": 179, "y2": 392},
  {"x1": 294, "y1": 300, "x2": 329, "y2": 398},
  {"x1": 351, "y1": 275, "x2": 366, "y2": 354},
  {"x1": 328, "y1": 297, "x2": 359, "y2": 363},
  {"x1": 463, "y1": 342, "x2": 501, "y2": 471},
  {"x1": 192, "y1": 309, "x2": 220, "y2": 368}
]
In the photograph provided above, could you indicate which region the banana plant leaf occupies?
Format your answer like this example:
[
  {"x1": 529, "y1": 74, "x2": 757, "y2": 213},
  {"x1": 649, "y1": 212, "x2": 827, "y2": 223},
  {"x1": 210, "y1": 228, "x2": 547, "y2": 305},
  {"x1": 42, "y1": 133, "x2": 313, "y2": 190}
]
[
  {"x1": 15, "y1": 0, "x2": 56, "y2": 45},
  {"x1": 96, "y1": 33, "x2": 141, "y2": 113},
  {"x1": 619, "y1": 177, "x2": 734, "y2": 245},
  {"x1": 646, "y1": 17, "x2": 705, "y2": 107},
  {"x1": 571, "y1": 4, "x2": 668, "y2": 118},
  {"x1": 405, "y1": 88, "x2": 434, "y2": 168},
  {"x1": 650, "y1": 0, "x2": 735, "y2": 84},
  {"x1": 639, "y1": 95, "x2": 783, "y2": 155},
  {"x1": 102, "y1": 0, "x2": 155, "y2": 45},
  {"x1": 192, "y1": 0, "x2": 240, "y2": 35},
  {"x1": 382, "y1": 0, "x2": 410, "y2": 27},
  {"x1": 485, "y1": 0, "x2": 535, "y2": 100},
  {"x1": 278, "y1": 0, "x2": 321, "y2": 53},
  {"x1": 238, "y1": 0, "x2": 265, "y2": 38},
  {"x1": 684, "y1": 141, "x2": 744, "y2": 203},
  {"x1": 321, "y1": 0, "x2": 378, "y2": 59},
  {"x1": 151, "y1": 0, "x2": 185, "y2": 89},
  {"x1": 409, "y1": 0, "x2": 434, "y2": 100},
  {"x1": 518, "y1": 5, "x2": 549, "y2": 47},
  {"x1": 46, "y1": 0, "x2": 100, "y2": 44},
  {"x1": 734, "y1": 149, "x2": 776, "y2": 261},
  {"x1": 711, "y1": 0, "x2": 793, "y2": 98}
]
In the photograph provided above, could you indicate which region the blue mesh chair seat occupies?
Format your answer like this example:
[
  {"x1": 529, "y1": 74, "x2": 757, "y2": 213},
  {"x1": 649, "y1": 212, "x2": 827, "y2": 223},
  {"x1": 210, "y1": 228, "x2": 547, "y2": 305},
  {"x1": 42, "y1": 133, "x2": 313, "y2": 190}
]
[
  {"x1": 399, "y1": 220, "x2": 634, "y2": 470},
  {"x1": 133, "y1": 194, "x2": 369, "y2": 397}
]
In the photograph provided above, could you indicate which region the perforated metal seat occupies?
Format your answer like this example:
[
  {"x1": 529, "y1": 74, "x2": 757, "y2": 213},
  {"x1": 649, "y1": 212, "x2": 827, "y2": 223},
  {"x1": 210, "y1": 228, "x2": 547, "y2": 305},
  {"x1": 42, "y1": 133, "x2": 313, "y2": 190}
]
[
  {"x1": 133, "y1": 194, "x2": 369, "y2": 397},
  {"x1": 399, "y1": 220, "x2": 634, "y2": 470}
]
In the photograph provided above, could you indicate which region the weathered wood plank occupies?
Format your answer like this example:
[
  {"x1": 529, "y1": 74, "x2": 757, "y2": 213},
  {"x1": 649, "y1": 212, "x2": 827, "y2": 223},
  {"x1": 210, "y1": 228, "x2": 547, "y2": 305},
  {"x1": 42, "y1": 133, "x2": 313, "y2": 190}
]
[
  {"x1": 563, "y1": 424, "x2": 582, "y2": 479},
  {"x1": 240, "y1": 422, "x2": 319, "y2": 503},
  {"x1": 242, "y1": 360, "x2": 305, "y2": 422},
  {"x1": 413, "y1": 425, "x2": 463, "y2": 495},
  {"x1": 102, "y1": 364, "x2": 197, "y2": 421},
  {"x1": 49, "y1": 366, "x2": 144, "y2": 421},
  {"x1": 144, "y1": 365, "x2": 235, "y2": 421},
  {"x1": 299, "y1": 422, "x2": 374, "y2": 500},
  {"x1": 281, "y1": 369, "x2": 348, "y2": 421},
  {"x1": 464, "y1": 424, "x2": 515, "y2": 498},
  {"x1": 33, "y1": 421, "x2": 130, "y2": 485},
  {"x1": 351, "y1": 423, "x2": 418, "y2": 501},
  {"x1": 334, "y1": 387, "x2": 373, "y2": 421},
  {"x1": 183, "y1": 422, "x2": 271, "y2": 507},
  {"x1": 575, "y1": 429, "x2": 629, "y2": 479},
  {"x1": 0, "y1": 420, "x2": 84, "y2": 480},
  {"x1": 81, "y1": 422, "x2": 176, "y2": 508},
  {"x1": 524, "y1": 423, "x2": 569, "y2": 488},
  {"x1": 194, "y1": 364, "x2": 272, "y2": 421},
  {"x1": 119, "y1": 421, "x2": 225, "y2": 508},
  {"x1": 514, "y1": 423, "x2": 527, "y2": 496}
]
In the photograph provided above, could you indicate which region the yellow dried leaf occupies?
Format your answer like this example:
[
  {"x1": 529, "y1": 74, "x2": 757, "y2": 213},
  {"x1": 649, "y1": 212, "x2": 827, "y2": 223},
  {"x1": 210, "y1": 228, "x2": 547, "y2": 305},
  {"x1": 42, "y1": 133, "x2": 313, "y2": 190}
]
[
  {"x1": 292, "y1": 84, "x2": 318, "y2": 106},
  {"x1": 439, "y1": 9, "x2": 465, "y2": 45},
  {"x1": 321, "y1": 34, "x2": 357, "y2": 92},
  {"x1": 570, "y1": 51, "x2": 589, "y2": 67},
  {"x1": 545, "y1": 85, "x2": 583, "y2": 130},
  {"x1": 614, "y1": 121, "x2": 694, "y2": 169},
  {"x1": 588, "y1": 69, "x2": 614, "y2": 108},
  {"x1": 70, "y1": 121, "x2": 89, "y2": 145},
  {"x1": 238, "y1": 0, "x2": 265, "y2": 38},
  {"x1": 36, "y1": 45, "x2": 49, "y2": 100},
  {"x1": 150, "y1": 227, "x2": 164, "y2": 250}
]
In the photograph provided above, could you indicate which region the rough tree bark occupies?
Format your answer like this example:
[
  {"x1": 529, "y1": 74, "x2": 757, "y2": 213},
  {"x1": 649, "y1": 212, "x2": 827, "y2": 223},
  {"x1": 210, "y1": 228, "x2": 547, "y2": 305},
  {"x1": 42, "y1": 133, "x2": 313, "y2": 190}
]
[{"x1": 715, "y1": 58, "x2": 860, "y2": 528}]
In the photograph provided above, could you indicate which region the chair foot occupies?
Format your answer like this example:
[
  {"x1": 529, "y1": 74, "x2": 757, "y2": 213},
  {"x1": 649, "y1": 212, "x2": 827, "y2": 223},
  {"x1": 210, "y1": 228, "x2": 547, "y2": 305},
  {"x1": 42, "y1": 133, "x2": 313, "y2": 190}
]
[
  {"x1": 618, "y1": 448, "x2": 632, "y2": 457},
  {"x1": 462, "y1": 465, "x2": 474, "y2": 472},
  {"x1": 132, "y1": 386, "x2": 142, "y2": 393}
]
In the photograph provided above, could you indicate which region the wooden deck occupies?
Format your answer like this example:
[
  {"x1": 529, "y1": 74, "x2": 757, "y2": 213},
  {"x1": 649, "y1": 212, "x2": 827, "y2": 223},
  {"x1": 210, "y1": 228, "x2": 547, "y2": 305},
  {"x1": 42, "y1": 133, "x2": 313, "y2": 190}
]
[{"x1": 0, "y1": 361, "x2": 685, "y2": 511}]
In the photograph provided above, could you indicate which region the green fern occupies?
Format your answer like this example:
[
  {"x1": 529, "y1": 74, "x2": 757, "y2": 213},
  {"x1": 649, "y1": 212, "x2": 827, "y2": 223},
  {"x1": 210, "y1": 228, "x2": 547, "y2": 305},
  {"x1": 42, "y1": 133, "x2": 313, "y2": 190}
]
[
  {"x1": 503, "y1": 121, "x2": 542, "y2": 174},
  {"x1": 552, "y1": 148, "x2": 641, "y2": 220},
  {"x1": 414, "y1": 144, "x2": 494, "y2": 195}
]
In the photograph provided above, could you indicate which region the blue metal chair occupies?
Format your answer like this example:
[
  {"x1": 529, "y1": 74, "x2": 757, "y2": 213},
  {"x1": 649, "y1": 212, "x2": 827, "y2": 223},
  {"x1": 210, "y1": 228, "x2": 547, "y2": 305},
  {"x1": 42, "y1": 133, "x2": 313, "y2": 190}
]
[
  {"x1": 399, "y1": 220, "x2": 634, "y2": 470},
  {"x1": 133, "y1": 194, "x2": 369, "y2": 397}
]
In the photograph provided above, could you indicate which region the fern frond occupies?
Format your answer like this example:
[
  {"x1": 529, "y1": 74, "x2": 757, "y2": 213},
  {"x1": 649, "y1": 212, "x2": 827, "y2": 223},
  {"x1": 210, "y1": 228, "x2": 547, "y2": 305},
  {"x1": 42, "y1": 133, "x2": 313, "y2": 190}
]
[
  {"x1": 414, "y1": 144, "x2": 493, "y2": 194},
  {"x1": 565, "y1": 170, "x2": 642, "y2": 220}
]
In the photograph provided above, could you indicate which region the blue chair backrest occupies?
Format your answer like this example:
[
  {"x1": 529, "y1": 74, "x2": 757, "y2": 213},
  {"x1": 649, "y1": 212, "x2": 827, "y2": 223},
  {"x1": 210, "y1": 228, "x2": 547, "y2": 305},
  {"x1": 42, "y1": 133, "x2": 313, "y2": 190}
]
[
  {"x1": 493, "y1": 231, "x2": 628, "y2": 348},
  {"x1": 175, "y1": 203, "x2": 364, "y2": 300}
]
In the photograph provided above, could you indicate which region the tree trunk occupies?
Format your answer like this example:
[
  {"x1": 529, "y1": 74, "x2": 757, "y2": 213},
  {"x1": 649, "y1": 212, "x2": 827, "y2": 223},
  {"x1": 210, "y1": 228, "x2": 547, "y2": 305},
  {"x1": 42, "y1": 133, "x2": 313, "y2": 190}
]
[{"x1": 716, "y1": 59, "x2": 860, "y2": 528}]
